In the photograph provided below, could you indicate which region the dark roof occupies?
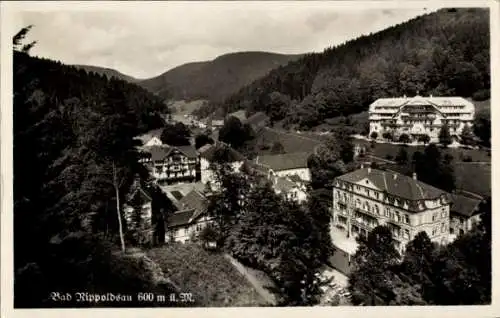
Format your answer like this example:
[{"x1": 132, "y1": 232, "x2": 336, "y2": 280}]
[
  {"x1": 170, "y1": 190, "x2": 184, "y2": 201},
  {"x1": 336, "y1": 168, "x2": 447, "y2": 201},
  {"x1": 176, "y1": 145, "x2": 199, "y2": 158},
  {"x1": 450, "y1": 193, "x2": 482, "y2": 217},
  {"x1": 245, "y1": 112, "x2": 269, "y2": 127},
  {"x1": 143, "y1": 145, "x2": 198, "y2": 161},
  {"x1": 255, "y1": 152, "x2": 311, "y2": 171},
  {"x1": 200, "y1": 144, "x2": 246, "y2": 163},
  {"x1": 167, "y1": 209, "x2": 196, "y2": 227},
  {"x1": 176, "y1": 189, "x2": 209, "y2": 221}
]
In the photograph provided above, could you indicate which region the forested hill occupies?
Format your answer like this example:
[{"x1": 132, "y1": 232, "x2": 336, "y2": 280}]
[
  {"x1": 74, "y1": 64, "x2": 141, "y2": 83},
  {"x1": 138, "y1": 51, "x2": 303, "y2": 102},
  {"x1": 14, "y1": 49, "x2": 170, "y2": 307},
  {"x1": 198, "y1": 8, "x2": 490, "y2": 128}
]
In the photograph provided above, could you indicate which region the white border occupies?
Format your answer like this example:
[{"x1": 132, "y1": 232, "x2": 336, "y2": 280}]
[{"x1": 1, "y1": 1, "x2": 499, "y2": 317}]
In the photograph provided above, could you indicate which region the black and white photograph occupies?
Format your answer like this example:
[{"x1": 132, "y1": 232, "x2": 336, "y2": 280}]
[{"x1": 1, "y1": 0, "x2": 498, "y2": 314}]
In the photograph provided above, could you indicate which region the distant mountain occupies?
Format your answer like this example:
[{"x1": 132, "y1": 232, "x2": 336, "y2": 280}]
[
  {"x1": 138, "y1": 51, "x2": 303, "y2": 102},
  {"x1": 74, "y1": 64, "x2": 140, "y2": 83},
  {"x1": 201, "y1": 8, "x2": 490, "y2": 130}
]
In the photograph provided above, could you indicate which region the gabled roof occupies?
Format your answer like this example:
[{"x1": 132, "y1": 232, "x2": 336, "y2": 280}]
[
  {"x1": 369, "y1": 95, "x2": 474, "y2": 113},
  {"x1": 335, "y1": 168, "x2": 447, "y2": 201},
  {"x1": 274, "y1": 177, "x2": 298, "y2": 193},
  {"x1": 200, "y1": 144, "x2": 246, "y2": 163},
  {"x1": 255, "y1": 152, "x2": 311, "y2": 171},
  {"x1": 126, "y1": 187, "x2": 152, "y2": 206},
  {"x1": 197, "y1": 143, "x2": 214, "y2": 153},
  {"x1": 228, "y1": 110, "x2": 247, "y2": 122},
  {"x1": 245, "y1": 111, "x2": 269, "y2": 127},
  {"x1": 142, "y1": 144, "x2": 198, "y2": 161},
  {"x1": 173, "y1": 189, "x2": 209, "y2": 224},
  {"x1": 450, "y1": 193, "x2": 483, "y2": 217},
  {"x1": 135, "y1": 128, "x2": 163, "y2": 144},
  {"x1": 167, "y1": 209, "x2": 197, "y2": 228}
]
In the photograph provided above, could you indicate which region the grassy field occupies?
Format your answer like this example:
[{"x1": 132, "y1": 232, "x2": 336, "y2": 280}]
[
  {"x1": 169, "y1": 100, "x2": 208, "y2": 116},
  {"x1": 251, "y1": 127, "x2": 322, "y2": 155},
  {"x1": 355, "y1": 139, "x2": 491, "y2": 163},
  {"x1": 453, "y1": 162, "x2": 491, "y2": 197},
  {"x1": 147, "y1": 243, "x2": 268, "y2": 307}
]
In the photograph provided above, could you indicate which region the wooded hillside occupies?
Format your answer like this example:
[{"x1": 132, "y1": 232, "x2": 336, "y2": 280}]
[
  {"x1": 139, "y1": 51, "x2": 302, "y2": 102},
  {"x1": 197, "y1": 8, "x2": 489, "y2": 128}
]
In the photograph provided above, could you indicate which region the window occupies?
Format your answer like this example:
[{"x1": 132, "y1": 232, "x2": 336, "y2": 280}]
[
  {"x1": 432, "y1": 213, "x2": 437, "y2": 222},
  {"x1": 404, "y1": 229, "x2": 410, "y2": 239},
  {"x1": 405, "y1": 214, "x2": 410, "y2": 224},
  {"x1": 374, "y1": 205, "x2": 380, "y2": 215},
  {"x1": 441, "y1": 223, "x2": 445, "y2": 233}
]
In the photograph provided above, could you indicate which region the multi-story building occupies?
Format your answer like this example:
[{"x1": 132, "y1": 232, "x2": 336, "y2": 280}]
[
  {"x1": 369, "y1": 95, "x2": 475, "y2": 142},
  {"x1": 449, "y1": 193, "x2": 484, "y2": 239},
  {"x1": 139, "y1": 145, "x2": 200, "y2": 185},
  {"x1": 331, "y1": 167, "x2": 451, "y2": 255},
  {"x1": 254, "y1": 152, "x2": 311, "y2": 182}
]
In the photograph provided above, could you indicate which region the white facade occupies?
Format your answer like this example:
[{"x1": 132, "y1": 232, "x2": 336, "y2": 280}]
[
  {"x1": 200, "y1": 157, "x2": 244, "y2": 184},
  {"x1": 369, "y1": 95, "x2": 475, "y2": 142},
  {"x1": 331, "y1": 169, "x2": 450, "y2": 254},
  {"x1": 144, "y1": 136, "x2": 163, "y2": 147},
  {"x1": 167, "y1": 216, "x2": 214, "y2": 243},
  {"x1": 271, "y1": 168, "x2": 311, "y2": 182}
]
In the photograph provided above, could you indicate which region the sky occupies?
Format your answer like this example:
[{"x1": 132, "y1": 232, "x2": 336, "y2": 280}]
[{"x1": 10, "y1": 2, "x2": 435, "y2": 79}]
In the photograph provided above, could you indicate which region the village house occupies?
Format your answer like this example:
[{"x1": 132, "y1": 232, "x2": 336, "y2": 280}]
[
  {"x1": 254, "y1": 152, "x2": 311, "y2": 182},
  {"x1": 449, "y1": 192, "x2": 484, "y2": 238},
  {"x1": 368, "y1": 94, "x2": 475, "y2": 143},
  {"x1": 199, "y1": 143, "x2": 246, "y2": 186},
  {"x1": 138, "y1": 145, "x2": 200, "y2": 185},
  {"x1": 227, "y1": 110, "x2": 248, "y2": 122},
  {"x1": 165, "y1": 189, "x2": 214, "y2": 243},
  {"x1": 272, "y1": 175, "x2": 308, "y2": 203}
]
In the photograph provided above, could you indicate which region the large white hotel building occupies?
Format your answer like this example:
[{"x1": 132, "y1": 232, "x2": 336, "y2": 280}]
[
  {"x1": 368, "y1": 95, "x2": 475, "y2": 142},
  {"x1": 331, "y1": 167, "x2": 451, "y2": 256}
]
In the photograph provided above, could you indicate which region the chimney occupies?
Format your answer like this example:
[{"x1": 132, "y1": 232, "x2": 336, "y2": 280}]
[
  {"x1": 393, "y1": 173, "x2": 397, "y2": 180},
  {"x1": 413, "y1": 172, "x2": 417, "y2": 180}
]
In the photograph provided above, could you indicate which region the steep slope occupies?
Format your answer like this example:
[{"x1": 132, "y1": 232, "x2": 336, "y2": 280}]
[
  {"x1": 75, "y1": 64, "x2": 140, "y2": 83},
  {"x1": 139, "y1": 51, "x2": 303, "y2": 102},
  {"x1": 203, "y1": 8, "x2": 489, "y2": 129}
]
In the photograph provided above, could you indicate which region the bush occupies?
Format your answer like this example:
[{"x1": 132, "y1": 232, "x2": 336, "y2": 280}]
[
  {"x1": 399, "y1": 134, "x2": 410, "y2": 144},
  {"x1": 418, "y1": 135, "x2": 431, "y2": 144},
  {"x1": 463, "y1": 155, "x2": 473, "y2": 162},
  {"x1": 472, "y1": 89, "x2": 490, "y2": 101},
  {"x1": 370, "y1": 131, "x2": 378, "y2": 140},
  {"x1": 382, "y1": 132, "x2": 393, "y2": 141}
]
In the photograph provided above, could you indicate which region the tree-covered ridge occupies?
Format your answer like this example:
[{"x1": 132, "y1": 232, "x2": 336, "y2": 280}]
[
  {"x1": 198, "y1": 8, "x2": 489, "y2": 128},
  {"x1": 14, "y1": 44, "x2": 171, "y2": 307}
]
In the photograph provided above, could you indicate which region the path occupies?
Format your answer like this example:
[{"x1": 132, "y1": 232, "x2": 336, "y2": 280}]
[{"x1": 224, "y1": 254, "x2": 277, "y2": 305}]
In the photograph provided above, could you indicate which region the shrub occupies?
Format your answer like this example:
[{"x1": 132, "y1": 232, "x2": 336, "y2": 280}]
[
  {"x1": 418, "y1": 135, "x2": 431, "y2": 144},
  {"x1": 472, "y1": 89, "x2": 490, "y2": 101},
  {"x1": 399, "y1": 134, "x2": 410, "y2": 144},
  {"x1": 382, "y1": 132, "x2": 393, "y2": 141},
  {"x1": 370, "y1": 131, "x2": 378, "y2": 140}
]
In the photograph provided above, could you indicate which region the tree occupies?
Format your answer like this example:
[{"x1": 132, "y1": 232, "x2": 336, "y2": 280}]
[
  {"x1": 460, "y1": 125, "x2": 474, "y2": 145},
  {"x1": 112, "y1": 162, "x2": 126, "y2": 252},
  {"x1": 160, "y1": 122, "x2": 191, "y2": 146},
  {"x1": 194, "y1": 133, "x2": 214, "y2": 149},
  {"x1": 438, "y1": 122, "x2": 452, "y2": 147},
  {"x1": 349, "y1": 226, "x2": 401, "y2": 305},
  {"x1": 399, "y1": 133, "x2": 410, "y2": 144},
  {"x1": 270, "y1": 141, "x2": 285, "y2": 154},
  {"x1": 370, "y1": 131, "x2": 378, "y2": 140},
  {"x1": 13, "y1": 25, "x2": 37, "y2": 53},
  {"x1": 400, "y1": 231, "x2": 437, "y2": 299},
  {"x1": 218, "y1": 116, "x2": 252, "y2": 149},
  {"x1": 395, "y1": 146, "x2": 409, "y2": 165},
  {"x1": 473, "y1": 113, "x2": 490, "y2": 147}
]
